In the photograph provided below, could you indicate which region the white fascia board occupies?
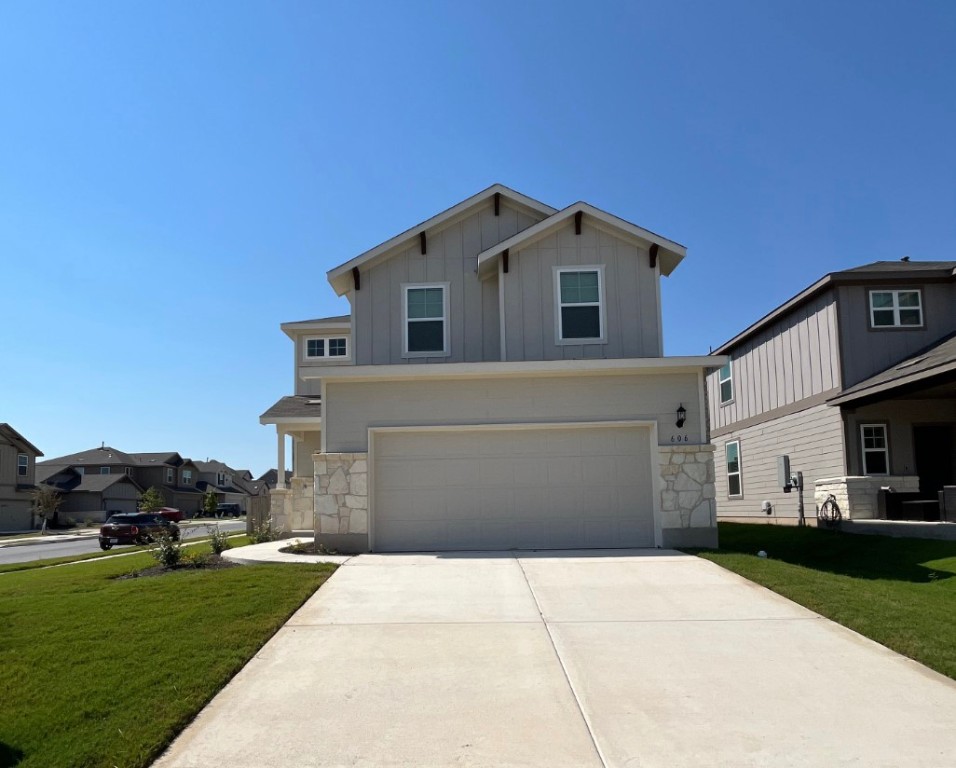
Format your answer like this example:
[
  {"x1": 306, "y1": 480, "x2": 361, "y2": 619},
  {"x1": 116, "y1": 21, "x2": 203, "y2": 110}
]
[
  {"x1": 326, "y1": 184, "x2": 557, "y2": 296},
  {"x1": 281, "y1": 321, "x2": 352, "y2": 341},
  {"x1": 258, "y1": 416, "x2": 323, "y2": 427},
  {"x1": 303, "y1": 356, "x2": 729, "y2": 383},
  {"x1": 476, "y1": 203, "x2": 687, "y2": 279}
]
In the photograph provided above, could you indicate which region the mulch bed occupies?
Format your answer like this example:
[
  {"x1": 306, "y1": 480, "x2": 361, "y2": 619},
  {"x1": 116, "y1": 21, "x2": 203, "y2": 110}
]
[
  {"x1": 278, "y1": 541, "x2": 337, "y2": 556},
  {"x1": 116, "y1": 554, "x2": 240, "y2": 580}
]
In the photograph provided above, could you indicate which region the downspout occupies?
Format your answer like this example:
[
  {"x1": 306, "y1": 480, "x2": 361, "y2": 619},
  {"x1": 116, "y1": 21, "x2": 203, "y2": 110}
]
[{"x1": 498, "y1": 256, "x2": 507, "y2": 361}]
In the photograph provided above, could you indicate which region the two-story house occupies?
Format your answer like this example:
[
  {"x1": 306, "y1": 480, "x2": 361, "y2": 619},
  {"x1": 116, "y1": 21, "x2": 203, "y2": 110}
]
[
  {"x1": 0, "y1": 424, "x2": 43, "y2": 531},
  {"x1": 37, "y1": 447, "x2": 206, "y2": 520},
  {"x1": 707, "y1": 260, "x2": 956, "y2": 523},
  {"x1": 261, "y1": 184, "x2": 725, "y2": 553}
]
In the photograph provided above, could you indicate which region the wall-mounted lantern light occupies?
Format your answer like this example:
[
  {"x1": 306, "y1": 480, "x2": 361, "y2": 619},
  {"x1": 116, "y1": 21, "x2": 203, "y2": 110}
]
[{"x1": 676, "y1": 404, "x2": 687, "y2": 429}]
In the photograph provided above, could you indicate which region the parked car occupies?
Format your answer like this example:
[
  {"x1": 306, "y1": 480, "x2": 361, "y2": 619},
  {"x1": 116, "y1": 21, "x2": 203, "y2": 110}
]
[
  {"x1": 155, "y1": 506, "x2": 183, "y2": 522},
  {"x1": 99, "y1": 513, "x2": 180, "y2": 551},
  {"x1": 215, "y1": 503, "x2": 242, "y2": 518}
]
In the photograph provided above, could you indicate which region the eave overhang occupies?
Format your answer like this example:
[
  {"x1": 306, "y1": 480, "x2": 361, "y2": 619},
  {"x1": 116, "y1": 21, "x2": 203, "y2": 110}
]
[{"x1": 476, "y1": 203, "x2": 686, "y2": 280}]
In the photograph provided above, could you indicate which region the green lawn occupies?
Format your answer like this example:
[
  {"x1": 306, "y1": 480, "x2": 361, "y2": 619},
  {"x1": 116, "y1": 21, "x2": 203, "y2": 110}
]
[
  {"x1": 0, "y1": 534, "x2": 251, "y2": 574},
  {"x1": 694, "y1": 523, "x2": 956, "y2": 680},
  {"x1": 0, "y1": 546, "x2": 335, "y2": 768}
]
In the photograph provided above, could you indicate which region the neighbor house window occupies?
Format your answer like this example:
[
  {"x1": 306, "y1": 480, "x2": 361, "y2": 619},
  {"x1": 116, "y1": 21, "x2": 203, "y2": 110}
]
[
  {"x1": 99, "y1": 467, "x2": 110, "y2": 475},
  {"x1": 182, "y1": 470, "x2": 192, "y2": 485},
  {"x1": 165, "y1": 468, "x2": 174, "y2": 483},
  {"x1": 726, "y1": 441, "x2": 742, "y2": 497},
  {"x1": 76, "y1": 466, "x2": 85, "y2": 476},
  {"x1": 861, "y1": 424, "x2": 889, "y2": 474},
  {"x1": 718, "y1": 362, "x2": 734, "y2": 404},
  {"x1": 556, "y1": 267, "x2": 605, "y2": 342},
  {"x1": 306, "y1": 338, "x2": 324, "y2": 357},
  {"x1": 17, "y1": 454, "x2": 28, "y2": 477},
  {"x1": 328, "y1": 337, "x2": 347, "y2": 356},
  {"x1": 869, "y1": 290, "x2": 922, "y2": 328},
  {"x1": 125, "y1": 468, "x2": 132, "y2": 476},
  {"x1": 403, "y1": 283, "x2": 449, "y2": 356}
]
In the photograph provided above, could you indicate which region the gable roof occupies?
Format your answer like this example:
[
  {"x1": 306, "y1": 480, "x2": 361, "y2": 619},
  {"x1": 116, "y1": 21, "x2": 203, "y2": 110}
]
[
  {"x1": 828, "y1": 331, "x2": 956, "y2": 406},
  {"x1": 38, "y1": 445, "x2": 138, "y2": 467},
  {"x1": 281, "y1": 314, "x2": 352, "y2": 339},
  {"x1": 40, "y1": 469, "x2": 143, "y2": 494},
  {"x1": 0, "y1": 424, "x2": 43, "y2": 457},
  {"x1": 326, "y1": 184, "x2": 557, "y2": 296},
  {"x1": 475, "y1": 202, "x2": 686, "y2": 279},
  {"x1": 130, "y1": 452, "x2": 183, "y2": 467},
  {"x1": 713, "y1": 260, "x2": 956, "y2": 355},
  {"x1": 259, "y1": 395, "x2": 322, "y2": 424}
]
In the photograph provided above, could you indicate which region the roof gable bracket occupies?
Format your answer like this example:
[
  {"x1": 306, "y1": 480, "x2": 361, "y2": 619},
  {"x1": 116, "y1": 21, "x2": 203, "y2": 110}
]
[
  {"x1": 351, "y1": 266, "x2": 361, "y2": 291},
  {"x1": 574, "y1": 210, "x2": 583, "y2": 235},
  {"x1": 502, "y1": 248, "x2": 509, "y2": 273},
  {"x1": 420, "y1": 232, "x2": 426, "y2": 255},
  {"x1": 494, "y1": 192, "x2": 500, "y2": 216},
  {"x1": 649, "y1": 243, "x2": 659, "y2": 270}
]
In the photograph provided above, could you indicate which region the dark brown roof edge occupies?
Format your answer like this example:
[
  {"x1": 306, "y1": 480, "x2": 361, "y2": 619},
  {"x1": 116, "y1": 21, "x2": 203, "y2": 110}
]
[{"x1": 0, "y1": 424, "x2": 43, "y2": 457}]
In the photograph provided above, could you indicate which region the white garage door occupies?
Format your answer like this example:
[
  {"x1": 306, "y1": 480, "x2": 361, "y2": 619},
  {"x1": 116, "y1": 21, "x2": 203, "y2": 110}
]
[{"x1": 371, "y1": 424, "x2": 657, "y2": 552}]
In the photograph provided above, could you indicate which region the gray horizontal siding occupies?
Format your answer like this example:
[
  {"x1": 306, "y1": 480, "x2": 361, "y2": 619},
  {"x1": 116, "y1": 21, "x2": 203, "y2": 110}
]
[
  {"x1": 714, "y1": 402, "x2": 845, "y2": 521},
  {"x1": 325, "y1": 372, "x2": 703, "y2": 453},
  {"x1": 708, "y1": 290, "x2": 840, "y2": 430}
]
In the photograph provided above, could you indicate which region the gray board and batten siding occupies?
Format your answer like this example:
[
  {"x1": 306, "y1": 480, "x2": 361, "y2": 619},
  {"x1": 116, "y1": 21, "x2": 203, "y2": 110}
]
[
  {"x1": 323, "y1": 372, "x2": 703, "y2": 454},
  {"x1": 709, "y1": 290, "x2": 842, "y2": 435},
  {"x1": 501, "y1": 222, "x2": 662, "y2": 362},
  {"x1": 836, "y1": 281, "x2": 956, "y2": 388},
  {"x1": 351, "y1": 200, "x2": 546, "y2": 365}
]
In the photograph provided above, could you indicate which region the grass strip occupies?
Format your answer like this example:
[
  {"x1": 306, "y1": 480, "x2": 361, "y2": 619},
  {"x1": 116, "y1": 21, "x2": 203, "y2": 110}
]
[
  {"x1": 691, "y1": 523, "x2": 956, "y2": 680},
  {"x1": 0, "y1": 545, "x2": 335, "y2": 768}
]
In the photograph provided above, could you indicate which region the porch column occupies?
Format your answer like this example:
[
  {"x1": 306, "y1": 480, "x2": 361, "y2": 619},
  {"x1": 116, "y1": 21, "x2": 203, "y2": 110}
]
[{"x1": 276, "y1": 428, "x2": 287, "y2": 489}]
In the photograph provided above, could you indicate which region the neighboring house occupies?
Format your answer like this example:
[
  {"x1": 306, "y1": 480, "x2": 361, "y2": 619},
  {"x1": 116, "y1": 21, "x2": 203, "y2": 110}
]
[
  {"x1": 36, "y1": 446, "x2": 222, "y2": 520},
  {"x1": 0, "y1": 424, "x2": 43, "y2": 531},
  {"x1": 707, "y1": 260, "x2": 956, "y2": 523},
  {"x1": 194, "y1": 460, "x2": 251, "y2": 511},
  {"x1": 261, "y1": 183, "x2": 724, "y2": 553}
]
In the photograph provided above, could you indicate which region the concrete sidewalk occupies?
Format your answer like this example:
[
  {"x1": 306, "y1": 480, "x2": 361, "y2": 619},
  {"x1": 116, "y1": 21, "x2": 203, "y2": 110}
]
[{"x1": 153, "y1": 550, "x2": 956, "y2": 768}]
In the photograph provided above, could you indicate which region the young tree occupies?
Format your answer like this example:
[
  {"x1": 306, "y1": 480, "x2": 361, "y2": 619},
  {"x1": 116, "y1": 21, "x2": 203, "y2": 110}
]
[
  {"x1": 139, "y1": 486, "x2": 166, "y2": 513},
  {"x1": 202, "y1": 489, "x2": 218, "y2": 518},
  {"x1": 32, "y1": 486, "x2": 63, "y2": 529}
]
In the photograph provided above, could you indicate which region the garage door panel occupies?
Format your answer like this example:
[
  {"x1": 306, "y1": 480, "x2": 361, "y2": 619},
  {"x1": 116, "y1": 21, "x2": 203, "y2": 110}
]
[{"x1": 373, "y1": 426, "x2": 657, "y2": 552}]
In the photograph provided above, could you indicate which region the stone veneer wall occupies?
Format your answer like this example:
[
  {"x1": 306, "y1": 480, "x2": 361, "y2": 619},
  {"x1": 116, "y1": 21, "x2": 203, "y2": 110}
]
[
  {"x1": 814, "y1": 475, "x2": 920, "y2": 520},
  {"x1": 314, "y1": 453, "x2": 368, "y2": 536},
  {"x1": 659, "y1": 445, "x2": 717, "y2": 530},
  {"x1": 268, "y1": 477, "x2": 316, "y2": 534}
]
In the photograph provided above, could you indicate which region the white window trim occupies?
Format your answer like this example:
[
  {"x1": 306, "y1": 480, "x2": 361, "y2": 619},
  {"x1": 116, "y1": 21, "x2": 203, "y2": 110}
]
[
  {"x1": 718, "y1": 362, "x2": 734, "y2": 405},
  {"x1": 165, "y1": 468, "x2": 174, "y2": 483},
  {"x1": 868, "y1": 289, "x2": 923, "y2": 329},
  {"x1": 182, "y1": 470, "x2": 193, "y2": 485},
  {"x1": 17, "y1": 453, "x2": 28, "y2": 477},
  {"x1": 860, "y1": 423, "x2": 890, "y2": 475},
  {"x1": 303, "y1": 335, "x2": 351, "y2": 361},
  {"x1": 726, "y1": 440, "x2": 743, "y2": 498},
  {"x1": 553, "y1": 265, "x2": 607, "y2": 345},
  {"x1": 401, "y1": 282, "x2": 451, "y2": 358}
]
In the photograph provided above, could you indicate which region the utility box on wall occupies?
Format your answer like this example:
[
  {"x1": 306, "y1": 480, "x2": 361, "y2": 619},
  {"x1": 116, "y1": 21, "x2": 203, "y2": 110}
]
[{"x1": 778, "y1": 455, "x2": 791, "y2": 493}]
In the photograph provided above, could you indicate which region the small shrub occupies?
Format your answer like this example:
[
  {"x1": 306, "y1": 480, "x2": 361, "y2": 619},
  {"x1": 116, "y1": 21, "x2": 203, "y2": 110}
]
[
  {"x1": 181, "y1": 549, "x2": 211, "y2": 568},
  {"x1": 64, "y1": 517, "x2": 77, "y2": 529},
  {"x1": 84, "y1": 517, "x2": 96, "y2": 527},
  {"x1": 288, "y1": 539, "x2": 307, "y2": 554},
  {"x1": 249, "y1": 517, "x2": 276, "y2": 544},
  {"x1": 207, "y1": 525, "x2": 230, "y2": 555},
  {"x1": 150, "y1": 528, "x2": 184, "y2": 569}
]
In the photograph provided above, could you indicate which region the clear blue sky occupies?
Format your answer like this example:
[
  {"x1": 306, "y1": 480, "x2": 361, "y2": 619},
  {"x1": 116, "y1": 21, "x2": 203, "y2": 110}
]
[{"x1": 2, "y1": 1, "x2": 954, "y2": 476}]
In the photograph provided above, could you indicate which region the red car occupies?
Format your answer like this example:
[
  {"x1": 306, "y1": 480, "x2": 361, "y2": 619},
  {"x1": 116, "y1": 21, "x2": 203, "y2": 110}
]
[
  {"x1": 156, "y1": 507, "x2": 184, "y2": 522},
  {"x1": 99, "y1": 513, "x2": 180, "y2": 550}
]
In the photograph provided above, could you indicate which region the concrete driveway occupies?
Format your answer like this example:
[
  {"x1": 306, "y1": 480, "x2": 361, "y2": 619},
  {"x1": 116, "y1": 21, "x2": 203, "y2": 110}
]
[{"x1": 154, "y1": 550, "x2": 956, "y2": 767}]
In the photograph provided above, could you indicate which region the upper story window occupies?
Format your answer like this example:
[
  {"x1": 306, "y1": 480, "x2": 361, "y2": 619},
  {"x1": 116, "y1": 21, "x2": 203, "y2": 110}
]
[
  {"x1": 182, "y1": 469, "x2": 193, "y2": 485},
  {"x1": 718, "y1": 362, "x2": 733, "y2": 404},
  {"x1": 305, "y1": 336, "x2": 349, "y2": 360},
  {"x1": 555, "y1": 267, "x2": 605, "y2": 343},
  {"x1": 403, "y1": 283, "x2": 449, "y2": 357},
  {"x1": 125, "y1": 468, "x2": 132, "y2": 476},
  {"x1": 869, "y1": 290, "x2": 923, "y2": 328},
  {"x1": 165, "y1": 467, "x2": 174, "y2": 483},
  {"x1": 725, "y1": 440, "x2": 742, "y2": 497},
  {"x1": 99, "y1": 467, "x2": 110, "y2": 475},
  {"x1": 861, "y1": 424, "x2": 889, "y2": 474},
  {"x1": 17, "y1": 454, "x2": 28, "y2": 477},
  {"x1": 76, "y1": 466, "x2": 85, "y2": 476}
]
